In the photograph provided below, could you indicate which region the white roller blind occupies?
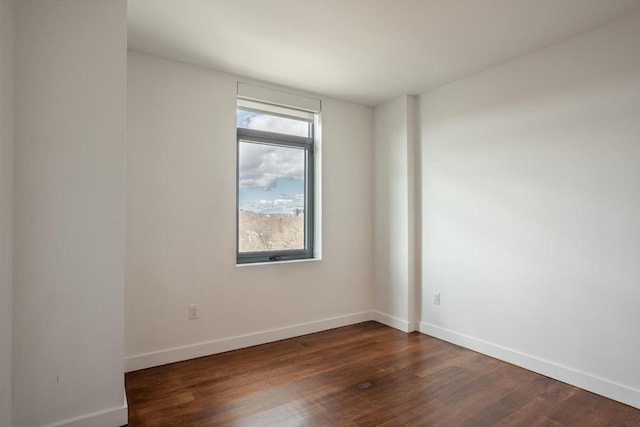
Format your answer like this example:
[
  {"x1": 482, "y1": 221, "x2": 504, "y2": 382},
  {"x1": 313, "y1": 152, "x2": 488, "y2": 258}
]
[{"x1": 237, "y1": 82, "x2": 321, "y2": 113}]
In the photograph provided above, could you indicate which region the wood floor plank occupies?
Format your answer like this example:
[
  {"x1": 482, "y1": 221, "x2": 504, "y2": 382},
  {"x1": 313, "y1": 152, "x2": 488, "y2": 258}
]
[{"x1": 125, "y1": 321, "x2": 640, "y2": 426}]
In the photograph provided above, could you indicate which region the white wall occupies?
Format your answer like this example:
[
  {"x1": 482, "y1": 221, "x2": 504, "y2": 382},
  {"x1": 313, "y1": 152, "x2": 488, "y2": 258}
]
[
  {"x1": 126, "y1": 51, "x2": 374, "y2": 370},
  {"x1": 419, "y1": 14, "x2": 640, "y2": 408},
  {"x1": 373, "y1": 95, "x2": 418, "y2": 332},
  {"x1": 13, "y1": 1, "x2": 128, "y2": 425},
  {"x1": 0, "y1": 1, "x2": 15, "y2": 426}
]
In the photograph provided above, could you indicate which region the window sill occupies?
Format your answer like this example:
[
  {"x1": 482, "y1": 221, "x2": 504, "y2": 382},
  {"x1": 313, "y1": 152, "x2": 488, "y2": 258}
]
[{"x1": 236, "y1": 257, "x2": 321, "y2": 268}]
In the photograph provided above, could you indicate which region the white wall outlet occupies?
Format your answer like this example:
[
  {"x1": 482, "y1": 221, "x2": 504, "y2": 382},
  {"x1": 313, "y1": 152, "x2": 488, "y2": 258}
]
[
  {"x1": 433, "y1": 291, "x2": 441, "y2": 305},
  {"x1": 188, "y1": 304, "x2": 199, "y2": 320}
]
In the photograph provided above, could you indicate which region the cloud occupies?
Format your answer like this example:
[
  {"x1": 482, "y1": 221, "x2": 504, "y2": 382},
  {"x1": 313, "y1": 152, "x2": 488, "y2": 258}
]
[
  {"x1": 238, "y1": 109, "x2": 309, "y2": 137},
  {"x1": 239, "y1": 142, "x2": 304, "y2": 190}
]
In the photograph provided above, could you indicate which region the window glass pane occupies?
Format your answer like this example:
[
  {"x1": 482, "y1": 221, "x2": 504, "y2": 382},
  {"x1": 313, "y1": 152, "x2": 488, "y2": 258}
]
[
  {"x1": 237, "y1": 109, "x2": 310, "y2": 137},
  {"x1": 238, "y1": 141, "x2": 306, "y2": 253}
]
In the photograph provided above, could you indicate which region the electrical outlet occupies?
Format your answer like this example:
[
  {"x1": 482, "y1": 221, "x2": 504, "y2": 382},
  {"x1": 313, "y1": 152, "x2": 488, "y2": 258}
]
[
  {"x1": 188, "y1": 304, "x2": 199, "y2": 320},
  {"x1": 433, "y1": 292, "x2": 440, "y2": 305}
]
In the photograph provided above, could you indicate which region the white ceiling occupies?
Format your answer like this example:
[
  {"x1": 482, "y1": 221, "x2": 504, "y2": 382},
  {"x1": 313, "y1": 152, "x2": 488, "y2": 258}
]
[{"x1": 127, "y1": 0, "x2": 640, "y2": 106}]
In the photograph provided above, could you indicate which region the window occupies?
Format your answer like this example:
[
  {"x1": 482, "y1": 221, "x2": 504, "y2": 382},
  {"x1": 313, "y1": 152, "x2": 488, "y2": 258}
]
[{"x1": 236, "y1": 97, "x2": 317, "y2": 264}]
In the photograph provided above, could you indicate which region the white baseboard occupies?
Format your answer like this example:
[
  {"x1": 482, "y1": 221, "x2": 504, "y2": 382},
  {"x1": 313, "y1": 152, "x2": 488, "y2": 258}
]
[
  {"x1": 373, "y1": 311, "x2": 415, "y2": 332},
  {"x1": 46, "y1": 391, "x2": 127, "y2": 427},
  {"x1": 125, "y1": 310, "x2": 374, "y2": 372},
  {"x1": 419, "y1": 321, "x2": 640, "y2": 409}
]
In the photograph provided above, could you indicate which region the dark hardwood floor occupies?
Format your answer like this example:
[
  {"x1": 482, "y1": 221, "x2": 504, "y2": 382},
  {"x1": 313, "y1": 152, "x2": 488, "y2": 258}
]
[{"x1": 125, "y1": 321, "x2": 640, "y2": 426}]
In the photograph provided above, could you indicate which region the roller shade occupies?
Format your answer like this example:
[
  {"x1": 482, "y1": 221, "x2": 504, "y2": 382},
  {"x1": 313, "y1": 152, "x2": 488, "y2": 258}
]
[{"x1": 237, "y1": 82, "x2": 321, "y2": 113}]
